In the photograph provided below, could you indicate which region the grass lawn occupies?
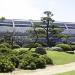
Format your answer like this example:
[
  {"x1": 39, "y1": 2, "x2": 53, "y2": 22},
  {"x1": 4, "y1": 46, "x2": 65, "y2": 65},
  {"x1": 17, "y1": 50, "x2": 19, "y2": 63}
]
[
  {"x1": 47, "y1": 50, "x2": 75, "y2": 65},
  {"x1": 55, "y1": 70, "x2": 75, "y2": 75},
  {"x1": 14, "y1": 48, "x2": 75, "y2": 65}
]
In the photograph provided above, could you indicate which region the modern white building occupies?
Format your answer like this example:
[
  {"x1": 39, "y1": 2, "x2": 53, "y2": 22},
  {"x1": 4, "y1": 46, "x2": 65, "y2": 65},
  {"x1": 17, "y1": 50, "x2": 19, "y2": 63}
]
[{"x1": 0, "y1": 19, "x2": 75, "y2": 43}]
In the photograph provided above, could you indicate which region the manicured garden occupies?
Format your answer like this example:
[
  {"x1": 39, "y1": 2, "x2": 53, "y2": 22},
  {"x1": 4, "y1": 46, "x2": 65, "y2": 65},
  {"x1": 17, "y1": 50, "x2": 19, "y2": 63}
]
[{"x1": 0, "y1": 42, "x2": 75, "y2": 73}]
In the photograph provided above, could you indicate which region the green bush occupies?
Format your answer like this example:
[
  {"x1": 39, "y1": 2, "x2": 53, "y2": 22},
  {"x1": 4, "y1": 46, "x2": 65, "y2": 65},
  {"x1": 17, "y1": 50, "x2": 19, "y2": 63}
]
[
  {"x1": 32, "y1": 53, "x2": 40, "y2": 58},
  {"x1": 50, "y1": 47, "x2": 63, "y2": 51},
  {"x1": 19, "y1": 52, "x2": 46, "y2": 69},
  {"x1": 0, "y1": 44, "x2": 7, "y2": 48},
  {"x1": 70, "y1": 45, "x2": 75, "y2": 51},
  {"x1": 41, "y1": 55, "x2": 53, "y2": 65},
  {"x1": 19, "y1": 59, "x2": 29, "y2": 69},
  {"x1": 24, "y1": 43, "x2": 42, "y2": 48},
  {"x1": 37, "y1": 42, "x2": 47, "y2": 47},
  {"x1": 34, "y1": 56, "x2": 46, "y2": 68},
  {"x1": 0, "y1": 48, "x2": 12, "y2": 54},
  {"x1": 0, "y1": 58, "x2": 15, "y2": 72},
  {"x1": 35, "y1": 47, "x2": 46, "y2": 55},
  {"x1": 27, "y1": 62, "x2": 36, "y2": 70},
  {"x1": 18, "y1": 49, "x2": 29, "y2": 55},
  {"x1": 56, "y1": 44, "x2": 71, "y2": 51},
  {"x1": 2, "y1": 43, "x2": 11, "y2": 48},
  {"x1": 10, "y1": 56, "x2": 19, "y2": 68},
  {"x1": 0, "y1": 43, "x2": 11, "y2": 49},
  {"x1": 70, "y1": 42, "x2": 75, "y2": 45}
]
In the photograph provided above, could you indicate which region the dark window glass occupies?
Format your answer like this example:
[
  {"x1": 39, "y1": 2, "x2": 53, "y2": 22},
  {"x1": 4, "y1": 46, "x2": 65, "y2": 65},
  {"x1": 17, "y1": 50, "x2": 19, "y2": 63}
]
[
  {"x1": 15, "y1": 25, "x2": 31, "y2": 27},
  {"x1": 68, "y1": 27, "x2": 75, "y2": 29},
  {"x1": 14, "y1": 21, "x2": 31, "y2": 24},
  {"x1": 66, "y1": 24, "x2": 75, "y2": 26},
  {"x1": 0, "y1": 24, "x2": 13, "y2": 27}
]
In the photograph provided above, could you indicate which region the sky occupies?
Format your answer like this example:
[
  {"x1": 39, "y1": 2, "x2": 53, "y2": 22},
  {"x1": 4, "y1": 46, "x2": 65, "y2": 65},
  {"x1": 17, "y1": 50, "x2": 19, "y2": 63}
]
[{"x1": 0, "y1": 0, "x2": 75, "y2": 22}]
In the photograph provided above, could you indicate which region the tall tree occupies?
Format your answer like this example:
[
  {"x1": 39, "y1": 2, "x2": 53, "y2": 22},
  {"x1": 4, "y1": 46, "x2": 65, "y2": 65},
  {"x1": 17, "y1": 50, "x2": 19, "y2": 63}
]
[{"x1": 41, "y1": 11, "x2": 54, "y2": 46}]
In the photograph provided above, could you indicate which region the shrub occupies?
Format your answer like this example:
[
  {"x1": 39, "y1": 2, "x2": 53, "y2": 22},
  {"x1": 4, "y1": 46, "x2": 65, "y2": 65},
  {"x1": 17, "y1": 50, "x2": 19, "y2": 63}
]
[
  {"x1": 34, "y1": 56, "x2": 46, "y2": 68},
  {"x1": 24, "y1": 43, "x2": 42, "y2": 48},
  {"x1": 50, "y1": 47, "x2": 63, "y2": 51},
  {"x1": 0, "y1": 48, "x2": 11, "y2": 54},
  {"x1": 27, "y1": 62, "x2": 36, "y2": 70},
  {"x1": 41, "y1": 55, "x2": 53, "y2": 65},
  {"x1": 0, "y1": 44, "x2": 7, "y2": 48},
  {"x1": 32, "y1": 53, "x2": 40, "y2": 58},
  {"x1": 56, "y1": 44, "x2": 71, "y2": 51},
  {"x1": 35, "y1": 47, "x2": 46, "y2": 55},
  {"x1": 17, "y1": 51, "x2": 32, "y2": 61},
  {"x1": 0, "y1": 58, "x2": 15, "y2": 72},
  {"x1": 10, "y1": 56, "x2": 19, "y2": 68},
  {"x1": 2, "y1": 43, "x2": 11, "y2": 48},
  {"x1": 18, "y1": 49, "x2": 29, "y2": 55},
  {"x1": 70, "y1": 45, "x2": 75, "y2": 51},
  {"x1": 70, "y1": 42, "x2": 75, "y2": 45},
  {"x1": 19, "y1": 60, "x2": 29, "y2": 69}
]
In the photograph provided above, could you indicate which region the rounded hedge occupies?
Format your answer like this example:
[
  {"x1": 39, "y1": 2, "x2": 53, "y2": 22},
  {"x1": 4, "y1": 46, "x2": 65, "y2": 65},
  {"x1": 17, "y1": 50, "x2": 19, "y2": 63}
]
[
  {"x1": 0, "y1": 48, "x2": 12, "y2": 54},
  {"x1": 56, "y1": 44, "x2": 71, "y2": 51},
  {"x1": 34, "y1": 56, "x2": 46, "y2": 68},
  {"x1": 70, "y1": 42, "x2": 75, "y2": 45},
  {"x1": 19, "y1": 60, "x2": 28, "y2": 69},
  {"x1": 0, "y1": 43, "x2": 11, "y2": 49},
  {"x1": 26, "y1": 62, "x2": 36, "y2": 70},
  {"x1": 23, "y1": 43, "x2": 42, "y2": 48},
  {"x1": 35, "y1": 47, "x2": 46, "y2": 55},
  {"x1": 41, "y1": 55, "x2": 53, "y2": 65},
  {"x1": 50, "y1": 47, "x2": 63, "y2": 51},
  {"x1": 10, "y1": 56, "x2": 19, "y2": 68},
  {"x1": 70, "y1": 45, "x2": 75, "y2": 51},
  {"x1": 0, "y1": 58, "x2": 15, "y2": 72}
]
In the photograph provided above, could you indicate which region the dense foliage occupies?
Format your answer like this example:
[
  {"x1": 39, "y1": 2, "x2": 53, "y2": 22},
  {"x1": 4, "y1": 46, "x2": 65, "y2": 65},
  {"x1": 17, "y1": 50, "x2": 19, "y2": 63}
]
[
  {"x1": 0, "y1": 43, "x2": 53, "y2": 72},
  {"x1": 56, "y1": 43, "x2": 71, "y2": 51},
  {"x1": 35, "y1": 47, "x2": 46, "y2": 54}
]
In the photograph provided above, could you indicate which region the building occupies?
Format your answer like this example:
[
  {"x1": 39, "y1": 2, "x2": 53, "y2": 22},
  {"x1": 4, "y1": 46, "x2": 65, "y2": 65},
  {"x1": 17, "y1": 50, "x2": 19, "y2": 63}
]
[
  {"x1": 0, "y1": 19, "x2": 32, "y2": 44},
  {"x1": 0, "y1": 19, "x2": 75, "y2": 44}
]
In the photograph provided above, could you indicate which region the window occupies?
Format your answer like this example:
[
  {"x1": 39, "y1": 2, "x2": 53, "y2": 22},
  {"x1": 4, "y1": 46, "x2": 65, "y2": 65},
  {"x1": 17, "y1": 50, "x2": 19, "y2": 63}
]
[
  {"x1": 15, "y1": 25, "x2": 31, "y2": 27},
  {"x1": 0, "y1": 24, "x2": 13, "y2": 27}
]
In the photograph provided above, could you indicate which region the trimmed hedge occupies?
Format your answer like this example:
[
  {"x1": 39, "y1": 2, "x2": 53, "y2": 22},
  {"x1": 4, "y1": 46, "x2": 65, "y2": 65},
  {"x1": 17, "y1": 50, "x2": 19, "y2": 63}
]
[
  {"x1": 56, "y1": 44, "x2": 71, "y2": 51},
  {"x1": 35, "y1": 47, "x2": 46, "y2": 55},
  {"x1": 50, "y1": 47, "x2": 63, "y2": 51},
  {"x1": 0, "y1": 48, "x2": 12, "y2": 54},
  {"x1": 0, "y1": 43, "x2": 11, "y2": 49},
  {"x1": 34, "y1": 56, "x2": 46, "y2": 68},
  {"x1": 41, "y1": 55, "x2": 53, "y2": 65},
  {"x1": 0, "y1": 57, "x2": 15, "y2": 72},
  {"x1": 70, "y1": 45, "x2": 75, "y2": 51},
  {"x1": 10, "y1": 56, "x2": 19, "y2": 68},
  {"x1": 23, "y1": 43, "x2": 42, "y2": 48}
]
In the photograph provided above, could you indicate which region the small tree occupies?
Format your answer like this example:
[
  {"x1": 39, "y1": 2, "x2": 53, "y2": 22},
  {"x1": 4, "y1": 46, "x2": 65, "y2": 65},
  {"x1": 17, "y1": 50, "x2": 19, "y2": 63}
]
[
  {"x1": 3, "y1": 31, "x2": 14, "y2": 48},
  {"x1": 0, "y1": 17, "x2": 5, "y2": 20},
  {"x1": 27, "y1": 11, "x2": 69, "y2": 48}
]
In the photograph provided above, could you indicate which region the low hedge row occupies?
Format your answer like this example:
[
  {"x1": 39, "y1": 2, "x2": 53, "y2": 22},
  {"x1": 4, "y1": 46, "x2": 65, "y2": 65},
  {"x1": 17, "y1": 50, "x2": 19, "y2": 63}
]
[{"x1": 51, "y1": 43, "x2": 75, "y2": 51}]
